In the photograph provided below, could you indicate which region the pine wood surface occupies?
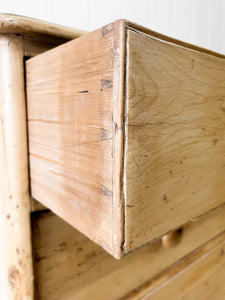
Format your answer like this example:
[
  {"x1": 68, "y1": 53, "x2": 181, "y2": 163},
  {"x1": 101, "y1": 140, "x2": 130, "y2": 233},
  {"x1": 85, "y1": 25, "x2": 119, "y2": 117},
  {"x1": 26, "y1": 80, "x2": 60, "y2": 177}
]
[
  {"x1": 144, "y1": 239, "x2": 225, "y2": 300},
  {"x1": 32, "y1": 204, "x2": 225, "y2": 300},
  {"x1": 0, "y1": 13, "x2": 85, "y2": 39},
  {"x1": 0, "y1": 14, "x2": 86, "y2": 299},
  {"x1": 27, "y1": 19, "x2": 225, "y2": 257},
  {"x1": 123, "y1": 231, "x2": 225, "y2": 300},
  {"x1": 124, "y1": 27, "x2": 225, "y2": 252},
  {"x1": 27, "y1": 22, "x2": 124, "y2": 258},
  {"x1": 0, "y1": 35, "x2": 34, "y2": 300}
]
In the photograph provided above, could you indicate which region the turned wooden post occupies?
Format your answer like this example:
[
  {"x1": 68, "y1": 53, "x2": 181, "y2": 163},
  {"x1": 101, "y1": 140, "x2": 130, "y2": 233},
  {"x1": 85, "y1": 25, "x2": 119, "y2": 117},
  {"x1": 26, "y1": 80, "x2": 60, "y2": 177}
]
[{"x1": 0, "y1": 35, "x2": 34, "y2": 299}]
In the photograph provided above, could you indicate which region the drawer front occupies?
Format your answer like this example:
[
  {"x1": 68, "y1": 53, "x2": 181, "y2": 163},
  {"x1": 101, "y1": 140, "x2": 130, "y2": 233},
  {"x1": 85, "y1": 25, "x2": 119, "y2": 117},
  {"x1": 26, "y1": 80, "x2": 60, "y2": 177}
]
[
  {"x1": 26, "y1": 19, "x2": 225, "y2": 258},
  {"x1": 128, "y1": 234, "x2": 225, "y2": 300},
  {"x1": 124, "y1": 27, "x2": 225, "y2": 252},
  {"x1": 32, "y1": 204, "x2": 225, "y2": 300}
]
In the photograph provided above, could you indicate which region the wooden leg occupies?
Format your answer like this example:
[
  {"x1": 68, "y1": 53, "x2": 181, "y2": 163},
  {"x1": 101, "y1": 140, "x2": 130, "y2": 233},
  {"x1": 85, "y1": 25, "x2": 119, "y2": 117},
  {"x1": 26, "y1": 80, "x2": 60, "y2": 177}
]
[{"x1": 0, "y1": 35, "x2": 34, "y2": 299}]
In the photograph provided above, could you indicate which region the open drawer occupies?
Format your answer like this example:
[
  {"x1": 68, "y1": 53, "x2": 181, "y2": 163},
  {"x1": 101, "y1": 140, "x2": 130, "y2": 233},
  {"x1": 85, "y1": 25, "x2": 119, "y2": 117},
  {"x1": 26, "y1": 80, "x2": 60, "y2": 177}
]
[{"x1": 26, "y1": 19, "x2": 225, "y2": 258}]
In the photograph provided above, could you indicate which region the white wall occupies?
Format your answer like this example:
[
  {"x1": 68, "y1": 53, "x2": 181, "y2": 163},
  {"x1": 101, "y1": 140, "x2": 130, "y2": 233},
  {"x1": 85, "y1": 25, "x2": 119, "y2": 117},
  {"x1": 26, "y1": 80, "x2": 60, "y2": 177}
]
[{"x1": 0, "y1": 0, "x2": 225, "y2": 54}]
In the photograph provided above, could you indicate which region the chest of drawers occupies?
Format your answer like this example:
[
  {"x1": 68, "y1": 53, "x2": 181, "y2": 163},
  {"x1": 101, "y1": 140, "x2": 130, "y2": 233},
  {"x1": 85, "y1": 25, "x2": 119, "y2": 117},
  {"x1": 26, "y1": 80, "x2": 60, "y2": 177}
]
[{"x1": 1, "y1": 14, "x2": 225, "y2": 300}]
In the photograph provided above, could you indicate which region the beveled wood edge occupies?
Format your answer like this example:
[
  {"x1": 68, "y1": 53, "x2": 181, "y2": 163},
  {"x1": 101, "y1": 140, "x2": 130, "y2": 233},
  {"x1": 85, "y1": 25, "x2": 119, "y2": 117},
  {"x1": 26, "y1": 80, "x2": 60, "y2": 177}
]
[
  {"x1": 112, "y1": 19, "x2": 126, "y2": 259},
  {"x1": 0, "y1": 13, "x2": 86, "y2": 39},
  {"x1": 123, "y1": 19, "x2": 225, "y2": 59}
]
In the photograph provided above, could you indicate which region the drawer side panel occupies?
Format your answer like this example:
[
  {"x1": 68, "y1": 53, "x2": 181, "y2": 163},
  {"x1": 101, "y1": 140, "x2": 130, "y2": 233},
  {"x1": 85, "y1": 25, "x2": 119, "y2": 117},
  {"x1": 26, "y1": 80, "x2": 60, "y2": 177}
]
[{"x1": 27, "y1": 25, "x2": 118, "y2": 256}]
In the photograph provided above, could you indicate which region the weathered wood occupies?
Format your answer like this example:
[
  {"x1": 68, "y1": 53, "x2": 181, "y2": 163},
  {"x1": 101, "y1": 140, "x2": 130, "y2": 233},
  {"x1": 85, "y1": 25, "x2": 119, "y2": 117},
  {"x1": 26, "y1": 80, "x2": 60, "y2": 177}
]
[
  {"x1": 0, "y1": 13, "x2": 86, "y2": 40},
  {"x1": 0, "y1": 14, "x2": 86, "y2": 59},
  {"x1": 0, "y1": 35, "x2": 33, "y2": 300},
  {"x1": 124, "y1": 232, "x2": 225, "y2": 300},
  {"x1": 26, "y1": 19, "x2": 225, "y2": 257},
  {"x1": 21, "y1": 15, "x2": 86, "y2": 213},
  {"x1": 151, "y1": 240, "x2": 225, "y2": 299},
  {"x1": 27, "y1": 21, "x2": 124, "y2": 258},
  {"x1": 32, "y1": 204, "x2": 225, "y2": 300},
  {"x1": 124, "y1": 27, "x2": 225, "y2": 252},
  {"x1": 0, "y1": 14, "x2": 86, "y2": 299}
]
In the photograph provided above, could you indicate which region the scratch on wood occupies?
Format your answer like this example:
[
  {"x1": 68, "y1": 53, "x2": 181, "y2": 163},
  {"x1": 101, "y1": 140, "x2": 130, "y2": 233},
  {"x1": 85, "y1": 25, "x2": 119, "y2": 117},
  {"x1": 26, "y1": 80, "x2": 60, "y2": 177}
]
[
  {"x1": 101, "y1": 184, "x2": 113, "y2": 197},
  {"x1": 101, "y1": 128, "x2": 112, "y2": 140},
  {"x1": 126, "y1": 205, "x2": 134, "y2": 208},
  {"x1": 132, "y1": 156, "x2": 140, "y2": 168},
  {"x1": 101, "y1": 79, "x2": 113, "y2": 91},
  {"x1": 191, "y1": 217, "x2": 199, "y2": 222},
  {"x1": 128, "y1": 122, "x2": 172, "y2": 127},
  {"x1": 78, "y1": 90, "x2": 88, "y2": 93},
  {"x1": 88, "y1": 125, "x2": 102, "y2": 128},
  {"x1": 102, "y1": 23, "x2": 114, "y2": 37}
]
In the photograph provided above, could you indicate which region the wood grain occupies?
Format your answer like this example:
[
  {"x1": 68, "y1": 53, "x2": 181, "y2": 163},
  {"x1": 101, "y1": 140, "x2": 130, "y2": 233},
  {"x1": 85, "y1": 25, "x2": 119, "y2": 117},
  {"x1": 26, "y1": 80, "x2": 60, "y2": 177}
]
[
  {"x1": 0, "y1": 15, "x2": 87, "y2": 299},
  {"x1": 0, "y1": 13, "x2": 86, "y2": 39},
  {"x1": 27, "y1": 19, "x2": 225, "y2": 257},
  {"x1": 20, "y1": 15, "x2": 86, "y2": 214},
  {"x1": 27, "y1": 20, "x2": 125, "y2": 258},
  {"x1": 146, "y1": 240, "x2": 225, "y2": 299},
  {"x1": 32, "y1": 204, "x2": 225, "y2": 300},
  {"x1": 0, "y1": 35, "x2": 33, "y2": 300},
  {"x1": 124, "y1": 232, "x2": 225, "y2": 299},
  {"x1": 124, "y1": 27, "x2": 225, "y2": 252}
]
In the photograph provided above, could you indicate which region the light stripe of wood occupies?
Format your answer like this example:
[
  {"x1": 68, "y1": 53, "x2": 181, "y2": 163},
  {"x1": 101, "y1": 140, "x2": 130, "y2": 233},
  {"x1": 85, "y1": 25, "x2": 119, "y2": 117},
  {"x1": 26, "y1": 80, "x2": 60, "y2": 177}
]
[{"x1": 0, "y1": 35, "x2": 34, "y2": 300}]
